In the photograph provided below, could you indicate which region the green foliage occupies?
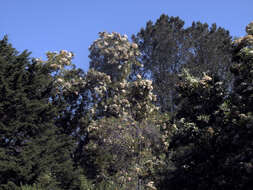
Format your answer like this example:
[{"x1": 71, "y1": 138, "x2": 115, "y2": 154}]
[
  {"x1": 0, "y1": 37, "x2": 81, "y2": 190},
  {"x1": 132, "y1": 14, "x2": 233, "y2": 114},
  {"x1": 156, "y1": 21, "x2": 253, "y2": 190},
  {"x1": 78, "y1": 174, "x2": 94, "y2": 190},
  {"x1": 20, "y1": 183, "x2": 45, "y2": 190},
  {"x1": 1, "y1": 16, "x2": 253, "y2": 190}
]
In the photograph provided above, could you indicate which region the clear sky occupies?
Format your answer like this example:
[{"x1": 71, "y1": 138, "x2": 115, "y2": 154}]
[{"x1": 1, "y1": 0, "x2": 252, "y2": 71}]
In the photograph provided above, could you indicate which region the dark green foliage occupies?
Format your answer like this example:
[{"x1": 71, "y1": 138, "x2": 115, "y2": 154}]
[
  {"x1": 175, "y1": 71, "x2": 225, "y2": 126},
  {"x1": 0, "y1": 36, "x2": 80, "y2": 190},
  {"x1": 132, "y1": 15, "x2": 189, "y2": 113},
  {"x1": 1, "y1": 17, "x2": 252, "y2": 190},
  {"x1": 158, "y1": 73, "x2": 228, "y2": 190},
  {"x1": 51, "y1": 68, "x2": 90, "y2": 165},
  {"x1": 157, "y1": 22, "x2": 253, "y2": 190},
  {"x1": 184, "y1": 22, "x2": 233, "y2": 82},
  {"x1": 132, "y1": 14, "x2": 233, "y2": 114}
]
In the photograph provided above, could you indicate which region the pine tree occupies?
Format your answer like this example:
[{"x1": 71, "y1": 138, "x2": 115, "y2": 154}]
[
  {"x1": 132, "y1": 15, "x2": 189, "y2": 113},
  {"x1": 132, "y1": 14, "x2": 233, "y2": 114},
  {"x1": 185, "y1": 22, "x2": 233, "y2": 86}
]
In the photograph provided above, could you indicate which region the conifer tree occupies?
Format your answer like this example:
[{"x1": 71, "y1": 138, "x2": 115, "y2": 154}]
[
  {"x1": 0, "y1": 37, "x2": 80, "y2": 190},
  {"x1": 132, "y1": 14, "x2": 233, "y2": 114}
]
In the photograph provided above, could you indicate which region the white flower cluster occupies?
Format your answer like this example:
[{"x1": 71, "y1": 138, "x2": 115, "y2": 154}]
[
  {"x1": 54, "y1": 76, "x2": 84, "y2": 95},
  {"x1": 104, "y1": 77, "x2": 158, "y2": 119},
  {"x1": 85, "y1": 69, "x2": 111, "y2": 94},
  {"x1": 233, "y1": 22, "x2": 253, "y2": 59},
  {"x1": 146, "y1": 181, "x2": 157, "y2": 190},
  {"x1": 183, "y1": 69, "x2": 199, "y2": 86},
  {"x1": 129, "y1": 78, "x2": 158, "y2": 119},
  {"x1": 89, "y1": 32, "x2": 140, "y2": 64},
  {"x1": 89, "y1": 32, "x2": 141, "y2": 81},
  {"x1": 46, "y1": 50, "x2": 74, "y2": 70},
  {"x1": 84, "y1": 70, "x2": 157, "y2": 120},
  {"x1": 179, "y1": 69, "x2": 213, "y2": 89},
  {"x1": 132, "y1": 78, "x2": 153, "y2": 91},
  {"x1": 82, "y1": 69, "x2": 113, "y2": 115},
  {"x1": 86, "y1": 69, "x2": 111, "y2": 83},
  {"x1": 35, "y1": 50, "x2": 82, "y2": 95}
]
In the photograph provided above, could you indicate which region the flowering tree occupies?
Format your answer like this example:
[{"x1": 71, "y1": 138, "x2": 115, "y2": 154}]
[
  {"x1": 89, "y1": 32, "x2": 141, "y2": 82},
  {"x1": 85, "y1": 116, "x2": 162, "y2": 189},
  {"x1": 78, "y1": 32, "x2": 168, "y2": 189},
  {"x1": 132, "y1": 14, "x2": 233, "y2": 115},
  {"x1": 36, "y1": 40, "x2": 162, "y2": 189},
  {"x1": 86, "y1": 32, "x2": 159, "y2": 121}
]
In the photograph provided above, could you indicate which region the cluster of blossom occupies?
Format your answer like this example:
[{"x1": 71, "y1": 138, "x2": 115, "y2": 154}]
[
  {"x1": 146, "y1": 181, "x2": 157, "y2": 190},
  {"x1": 86, "y1": 32, "x2": 159, "y2": 119},
  {"x1": 46, "y1": 50, "x2": 74, "y2": 70},
  {"x1": 85, "y1": 69, "x2": 111, "y2": 84},
  {"x1": 35, "y1": 50, "x2": 74, "y2": 69},
  {"x1": 35, "y1": 50, "x2": 85, "y2": 95},
  {"x1": 178, "y1": 69, "x2": 213, "y2": 91},
  {"x1": 89, "y1": 31, "x2": 140, "y2": 64},
  {"x1": 85, "y1": 69, "x2": 111, "y2": 93},
  {"x1": 52, "y1": 63, "x2": 157, "y2": 120},
  {"x1": 89, "y1": 32, "x2": 142, "y2": 82},
  {"x1": 179, "y1": 69, "x2": 200, "y2": 88},
  {"x1": 233, "y1": 22, "x2": 253, "y2": 59},
  {"x1": 129, "y1": 76, "x2": 158, "y2": 119},
  {"x1": 83, "y1": 70, "x2": 157, "y2": 120},
  {"x1": 93, "y1": 78, "x2": 158, "y2": 119},
  {"x1": 157, "y1": 122, "x2": 173, "y2": 149},
  {"x1": 79, "y1": 69, "x2": 113, "y2": 116}
]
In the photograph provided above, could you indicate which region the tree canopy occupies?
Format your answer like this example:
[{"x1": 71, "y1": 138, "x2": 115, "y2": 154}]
[{"x1": 0, "y1": 16, "x2": 252, "y2": 190}]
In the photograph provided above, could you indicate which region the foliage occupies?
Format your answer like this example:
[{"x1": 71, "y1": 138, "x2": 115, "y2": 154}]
[
  {"x1": 0, "y1": 37, "x2": 81, "y2": 190},
  {"x1": 132, "y1": 14, "x2": 233, "y2": 114},
  {"x1": 84, "y1": 116, "x2": 162, "y2": 188},
  {"x1": 20, "y1": 183, "x2": 45, "y2": 190},
  {"x1": 156, "y1": 21, "x2": 253, "y2": 190},
  {"x1": 1, "y1": 15, "x2": 253, "y2": 190}
]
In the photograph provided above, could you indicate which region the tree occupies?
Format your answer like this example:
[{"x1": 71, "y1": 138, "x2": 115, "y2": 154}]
[
  {"x1": 132, "y1": 15, "x2": 189, "y2": 114},
  {"x1": 157, "y1": 21, "x2": 253, "y2": 190},
  {"x1": 84, "y1": 116, "x2": 162, "y2": 189},
  {"x1": 157, "y1": 71, "x2": 226, "y2": 190},
  {"x1": 0, "y1": 37, "x2": 80, "y2": 190},
  {"x1": 81, "y1": 32, "x2": 164, "y2": 189},
  {"x1": 89, "y1": 32, "x2": 141, "y2": 82},
  {"x1": 132, "y1": 14, "x2": 233, "y2": 115},
  {"x1": 184, "y1": 22, "x2": 233, "y2": 89}
]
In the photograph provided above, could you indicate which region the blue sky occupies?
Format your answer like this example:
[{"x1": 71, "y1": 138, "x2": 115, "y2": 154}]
[{"x1": 1, "y1": 0, "x2": 252, "y2": 71}]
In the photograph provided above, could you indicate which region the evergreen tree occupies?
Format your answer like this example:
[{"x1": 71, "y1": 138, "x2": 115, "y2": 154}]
[
  {"x1": 184, "y1": 22, "x2": 233, "y2": 85},
  {"x1": 132, "y1": 14, "x2": 233, "y2": 114},
  {"x1": 0, "y1": 37, "x2": 80, "y2": 190},
  {"x1": 132, "y1": 15, "x2": 189, "y2": 113}
]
